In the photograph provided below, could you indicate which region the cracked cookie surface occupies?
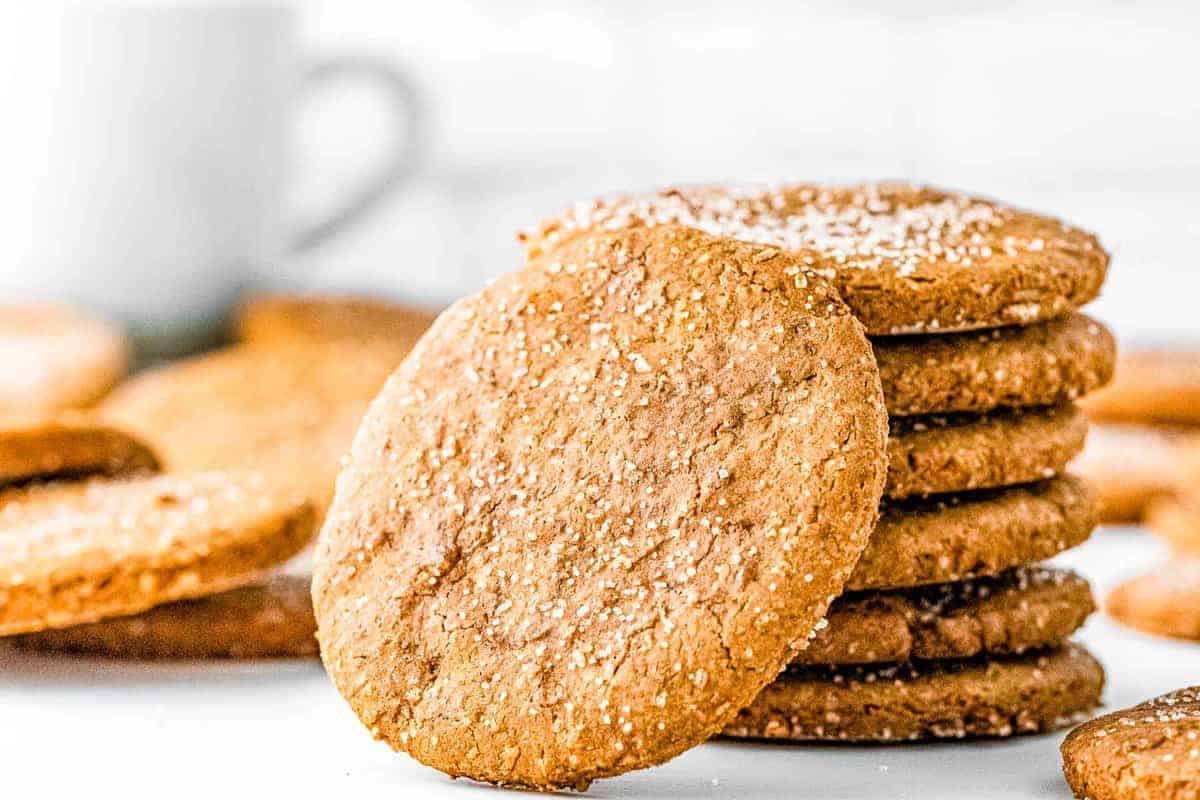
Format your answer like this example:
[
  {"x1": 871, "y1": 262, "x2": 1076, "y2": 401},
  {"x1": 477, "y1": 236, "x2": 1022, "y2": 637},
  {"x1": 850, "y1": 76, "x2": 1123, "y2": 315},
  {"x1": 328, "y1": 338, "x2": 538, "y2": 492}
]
[
  {"x1": 314, "y1": 225, "x2": 888, "y2": 790},
  {"x1": 523, "y1": 183, "x2": 1108, "y2": 336}
]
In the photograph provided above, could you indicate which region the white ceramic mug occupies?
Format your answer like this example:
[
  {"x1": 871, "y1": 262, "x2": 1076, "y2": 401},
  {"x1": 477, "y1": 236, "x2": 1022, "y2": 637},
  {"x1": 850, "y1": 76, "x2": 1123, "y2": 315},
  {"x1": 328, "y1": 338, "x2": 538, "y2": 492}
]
[{"x1": 0, "y1": 4, "x2": 422, "y2": 357}]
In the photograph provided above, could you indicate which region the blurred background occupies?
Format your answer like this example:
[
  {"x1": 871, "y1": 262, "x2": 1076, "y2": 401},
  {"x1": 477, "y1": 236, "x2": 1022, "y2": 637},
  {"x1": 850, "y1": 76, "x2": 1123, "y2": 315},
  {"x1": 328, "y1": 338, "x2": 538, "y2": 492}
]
[{"x1": 1, "y1": 1, "x2": 1197, "y2": 343}]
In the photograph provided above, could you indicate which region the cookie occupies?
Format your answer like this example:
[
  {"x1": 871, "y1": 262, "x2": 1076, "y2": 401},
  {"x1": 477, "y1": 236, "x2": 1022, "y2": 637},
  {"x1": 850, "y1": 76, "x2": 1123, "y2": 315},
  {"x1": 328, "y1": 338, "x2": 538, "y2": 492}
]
[
  {"x1": 800, "y1": 566, "x2": 1094, "y2": 666},
  {"x1": 724, "y1": 644, "x2": 1103, "y2": 742},
  {"x1": 876, "y1": 313, "x2": 1116, "y2": 418},
  {"x1": 235, "y1": 293, "x2": 438, "y2": 350},
  {"x1": 1146, "y1": 498, "x2": 1200, "y2": 557},
  {"x1": 1107, "y1": 560, "x2": 1200, "y2": 641},
  {"x1": 886, "y1": 405, "x2": 1086, "y2": 499},
  {"x1": 0, "y1": 414, "x2": 159, "y2": 487},
  {"x1": 314, "y1": 225, "x2": 889, "y2": 790},
  {"x1": 1072, "y1": 425, "x2": 1186, "y2": 524},
  {"x1": 523, "y1": 183, "x2": 1108, "y2": 336},
  {"x1": 12, "y1": 574, "x2": 317, "y2": 659},
  {"x1": 849, "y1": 475, "x2": 1097, "y2": 592},
  {"x1": 1083, "y1": 350, "x2": 1200, "y2": 425},
  {"x1": 1063, "y1": 687, "x2": 1200, "y2": 800},
  {"x1": 0, "y1": 303, "x2": 128, "y2": 415},
  {"x1": 100, "y1": 343, "x2": 402, "y2": 518},
  {"x1": 0, "y1": 472, "x2": 315, "y2": 635}
]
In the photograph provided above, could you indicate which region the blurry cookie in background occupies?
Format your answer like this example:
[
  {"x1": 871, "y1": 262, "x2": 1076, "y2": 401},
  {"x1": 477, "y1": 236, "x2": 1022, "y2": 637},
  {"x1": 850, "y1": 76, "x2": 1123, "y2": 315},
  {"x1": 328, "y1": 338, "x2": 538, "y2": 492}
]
[
  {"x1": 99, "y1": 343, "x2": 405, "y2": 519},
  {"x1": 1108, "y1": 558, "x2": 1200, "y2": 641},
  {"x1": 234, "y1": 293, "x2": 438, "y2": 350},
  {"x1": 0, "y1": 304, "x2": 128, "y2": 415},
  {"x1": 0, "y1": 414, "x2": 159, "y2": 487},
  {"x1": 1082, "y1": 350, "x2": 1200, "y2": 426},
  {"x1": 1070, "y1": 424, "x2": 1188, "y2": 524}
]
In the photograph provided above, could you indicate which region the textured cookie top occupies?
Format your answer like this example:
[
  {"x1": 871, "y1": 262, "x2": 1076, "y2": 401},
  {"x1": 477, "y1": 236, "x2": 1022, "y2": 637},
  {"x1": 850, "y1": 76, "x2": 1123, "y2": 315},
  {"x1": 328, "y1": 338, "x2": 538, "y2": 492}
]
[
  {"x1": 314, "y1": 225, "x2": 888, "y2": 789},
  {"x1": 0, "y1": 304, "x2": 128, "y2": 414},
  {"x1": 1063, "y1": 687, "x2": 1200, "y2": 800},
  {"x1": 0, "y1": 472, "x2": 315, "y2": 635},
  {"x1": 235, "y1": 293, "x2": 438, "y2": 350},
  {"x1": 100, "y1": 343, "x2": 403, "y2": 517},
  {"x1": 0, "y1": 414, "x2": 160, "y2": 487},
  {"x1": 523, "y1": 184, "x2": 1109, "y2": 335}
]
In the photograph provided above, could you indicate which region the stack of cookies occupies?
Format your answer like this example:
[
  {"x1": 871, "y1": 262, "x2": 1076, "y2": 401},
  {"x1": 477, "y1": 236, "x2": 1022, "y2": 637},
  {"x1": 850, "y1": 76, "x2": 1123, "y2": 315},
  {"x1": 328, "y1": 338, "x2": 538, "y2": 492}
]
[{"x1": 521, "y1": 183, "x2": 1116, "y2": 744}]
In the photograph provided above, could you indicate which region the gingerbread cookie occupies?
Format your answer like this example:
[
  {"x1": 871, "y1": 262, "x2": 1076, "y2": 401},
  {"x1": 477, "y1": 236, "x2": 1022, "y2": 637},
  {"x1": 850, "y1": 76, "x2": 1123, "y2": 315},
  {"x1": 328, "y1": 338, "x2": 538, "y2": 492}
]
[
  {"x1": 13, "y1": 574, "x2": 317, "y2": 659},
  {"x1": 725, "y1": 644, "x2": 1103, "y2": 742},
  {"x1": 849, "y1": 475, "x2": 1097, "y2": 592},
  {"x1": 801, "y1": 567, "x2": 1094, "y2": 665},
  {"x1": 1072, "y1": 425, "x2": 1186, "y2": 524},
  {"x1": 1083, "y1": 350, "x2": 1200, "y2": 425},
  {"x1": 1107, "y1": 560, "x2": 1200, "y2": 641},
  {"x1": 523, "y1": 183, "x2": 1109, "y2": 336},
  {"x1": 314, "y1": 226, "x2": 889, "y2": 790},
  {"x1": 0, "y1": 414, "x2": 159, "y2": 487},
  {"x1": 100, "y1": 343, "x2": 403, "y2": 518},
  {"x1": 876, "y1": 313, "x2": 1115, "y2": 417},
  {"x1": 0, "y1": 304, "x2": 128, "y2": 415},
  {"x1": 886, "y1": 405, "x2": 1086, "y2": 499},
  {"x1": 1146, "y1": 498, "x2": 1200, "y2": 557},
  {"x1": 0, "y1": 472, "x2": 315, "y2": 635},
  {"x1": 235, "y1": 293, "x2": 438, "y2": 351},
  {"x1": 1063, "y1": 686, "x2": 1200, "y2": 800}
]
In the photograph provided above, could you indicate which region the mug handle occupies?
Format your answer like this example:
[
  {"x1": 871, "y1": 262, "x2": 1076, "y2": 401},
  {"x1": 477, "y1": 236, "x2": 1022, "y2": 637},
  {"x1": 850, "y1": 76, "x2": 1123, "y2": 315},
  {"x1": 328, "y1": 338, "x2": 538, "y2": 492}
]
[{"x1": 289, "y1": 55, "x2": 424, "y2": 253}]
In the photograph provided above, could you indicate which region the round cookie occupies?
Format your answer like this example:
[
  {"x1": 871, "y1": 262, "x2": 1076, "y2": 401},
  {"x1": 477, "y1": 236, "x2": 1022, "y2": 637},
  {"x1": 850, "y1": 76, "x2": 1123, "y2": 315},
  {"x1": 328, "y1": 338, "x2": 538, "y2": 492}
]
[
  {"x1": 314, "y1": 225, "x2": 889, "y2": 790},
  {"x1": 1108, "y1": 560, "x2": 1200, "y2": 641},
  {"x1": 886, "y1": 405, "x2": 1086, "y2": 499},
  {"x1": 1146, "y1": 498, "x2": 1200, "y2": 557},
  {"x1": 800, "y1": 566, "x2": 1094, "y2": 666},
  {"x1": 1062, "y1": 687, "x2": 1200, "y2": 800},
  {"x1": 100, "y1": 342, "x2": 404, "y2": 518},
  {"x1": 1083, "y1": 350, "x2": 1200, "y2": 425},
  {"x1": 12, "y1": 574, "x2": 317, "y2": 659},
  {"x1": 0, "y1": 472, "x2": 315, "y2": 635},
  {"x1": 1072, "y1": 425, "x2": 1186, "y2": 524},
  {"x1": 876, "y1": 313, "x2": 1116, "y2": 418},
  {"x1": 523, "y1": 183, "x2": 1109, "y2": 336},
  {"x1": 235, "y1": 293, "x2": 438, "y2": 350},
  {"x1": 849, "y1": 475, "x2": 1097, "y2": 592},
  {"x1": 0, "y1": 414, "x2": 160, "y2": 487},
  {"x1": 0, "y1": 304, "x2": 128, "y2": 415},
  {"x1": 724, "y1": 644, "x2": 1104, "y2": 742}
]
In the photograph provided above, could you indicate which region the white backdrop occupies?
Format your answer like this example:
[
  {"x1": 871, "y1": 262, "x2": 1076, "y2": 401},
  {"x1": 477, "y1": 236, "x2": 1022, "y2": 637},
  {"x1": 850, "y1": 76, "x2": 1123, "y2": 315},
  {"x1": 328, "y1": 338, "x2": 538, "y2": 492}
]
[{"x1": 292, "y1": 0, "x2": 1200, "y2": 342}]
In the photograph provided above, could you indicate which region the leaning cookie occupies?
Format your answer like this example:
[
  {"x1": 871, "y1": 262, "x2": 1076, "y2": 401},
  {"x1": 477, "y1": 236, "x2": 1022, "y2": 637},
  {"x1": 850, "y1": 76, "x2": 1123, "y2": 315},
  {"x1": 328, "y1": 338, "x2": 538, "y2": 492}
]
[
  {"x1": 885, "y1": 405, "x2": 1086, "y2": 499},
  {"x1": 0, "y1": 303, "x2": 128, "y2": 415},
  {"x1": 314, "y1": 226, "x2": 890, "y2": 790},
  {"x1": 1062, "y1": 686, "x2": 1200, "y2": 800},
  {"x1": 800, "y1": 567, "x2": 1094, "y2": 666},
  {"x1": 1107, "y1": 560, "x2": 1200, "y2": 641},
  {"x1": 0, "y1": 414, "x2": 159, "y2": 488},
  {"x1": 849, "y1": 476, "x2": 1098, "y2": 592},
  {"x1": 0, "y1": 472, "x2": 315, "y2": 635},
  {"x1": 524, "y1": 184, "x2": 1109, "y2": 336},
  {"x1": 11, "y1": 575, "x2": 316, "y2": 659},
  {"x1": 725, "y1": 644, "x2": 1104, "y2": 742}
]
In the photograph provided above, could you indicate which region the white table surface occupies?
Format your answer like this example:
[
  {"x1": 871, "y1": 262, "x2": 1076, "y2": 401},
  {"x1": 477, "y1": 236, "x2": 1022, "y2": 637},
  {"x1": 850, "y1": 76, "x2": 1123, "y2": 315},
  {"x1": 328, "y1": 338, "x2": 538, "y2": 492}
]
[{"x1": 3, "y1": 525, "x2": 1195, "y2": 799}]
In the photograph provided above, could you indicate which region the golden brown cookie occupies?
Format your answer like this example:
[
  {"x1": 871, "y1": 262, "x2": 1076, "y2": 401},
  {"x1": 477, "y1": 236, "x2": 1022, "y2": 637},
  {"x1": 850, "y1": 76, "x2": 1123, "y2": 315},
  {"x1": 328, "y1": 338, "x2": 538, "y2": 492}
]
[
  {"x1": 100, "y1": 343, "x2": 403, "y2": 518},
  {"x1": 801, "y1": 567, "x2": 1094, "y2": 666},
  {"x1": 524, "y1": 183, "x2": 1109, "y2": 336},
  {"x1": 0, "y1": 472, "x2": 315, "y2": 635},
  {"x1": 1083, "y1": 350, "x2": 1200, "y2": 425},
  {"x1": 1071, "y1": 424, "x2": 1187, "y2": 524},
  {"x1": 886, "y1": 405, "x2": 1086, "y2": 499},
  {"x1": 1146, "y1": 498, "x2": 1200, "y2": 557},
  {"x1": 849, "y1": 475, "x2": 1097, "y2": 592},
  {"x1": 725, "y1": 644, "x2": 1104, "y2": 742},
  {"x1": 315, "y1": 225, "x2": 889, "y2": 790},
  {"x1": 1107, "y1": 560, "x2": 1200, "y2": 641},
  {"x1": 234, "y1": 293, "x2": 438, "y2": 350},
  {"x1": 876, "y1": 313, "x2": 1116, "y2": 418},
  {"x1": 1063, "y1": 687, "x2": 1200, "y2": 800},
  {"x1": 0, "y1": 414, "x2": 159, "y2": 487},
  {"x1": 0, "y1": 304, "x2": 128, "y2": 415},
  {"x1": 12, "y1": 574, "x2": 316, "y2": 659}
]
